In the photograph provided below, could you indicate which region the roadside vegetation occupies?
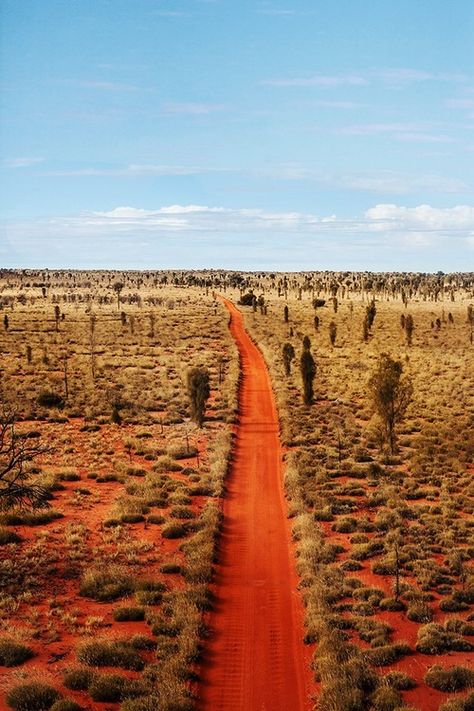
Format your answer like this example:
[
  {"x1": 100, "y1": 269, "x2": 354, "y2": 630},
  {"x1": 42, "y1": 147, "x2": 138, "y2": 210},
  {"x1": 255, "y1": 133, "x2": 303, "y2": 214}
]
[
  {"x1": 240, "y1": 271, "x2": 474, "y2": 711},
  {"x1": 0, "y1": 270, "x2": 238, "y2": 710}
]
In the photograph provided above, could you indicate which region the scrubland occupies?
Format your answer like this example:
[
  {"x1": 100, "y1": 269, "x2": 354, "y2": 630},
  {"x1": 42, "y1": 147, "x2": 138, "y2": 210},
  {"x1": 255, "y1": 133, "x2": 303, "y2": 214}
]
[
  {"x1": 1, "y1": 268, "x2": 473, "y2": 711},
  {"x1": 240, "y1": 271, "x2": 474, "y2": 711},
  {"x1": 0, "y1": 270, "x2": 238, "y2": 711}
]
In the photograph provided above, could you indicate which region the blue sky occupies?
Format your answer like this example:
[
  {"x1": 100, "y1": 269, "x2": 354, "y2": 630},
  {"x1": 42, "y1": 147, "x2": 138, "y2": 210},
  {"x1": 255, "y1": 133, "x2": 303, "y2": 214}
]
[{"x1": 1, "y1": 0, "x2": 473, "y2": 270}]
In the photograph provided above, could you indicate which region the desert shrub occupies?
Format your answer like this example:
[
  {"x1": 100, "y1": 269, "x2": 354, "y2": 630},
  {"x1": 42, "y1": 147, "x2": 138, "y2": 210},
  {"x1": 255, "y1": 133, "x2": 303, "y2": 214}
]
[
  {"x1": 77, "y1": 639, "x2": 144, "y2": 671},
  {"x1": 6, "y1": 682, "x2": 60, "y2": 711},
  {"x1": 96, "y1": 473, "x2": 123, "y2": 483},
  {"x1": 126, "y1": 467, "x2": 146, "y2": 477},
  {"x1": 440, "y1": 596, "x2": 469, "y2": 612},
  {"x1": 88, "y1": 674, "x2": 147, "y2": 702},
  {"x1": 57, "y1": 472, "x2": 80, "y2": 481},
  {"x1": 152, "y1": 456, "x2": 182, "y2": 473},
  {"x1": 121, "y1": 514, "x2": 145, "y2": 524},
  {"x1": 63, "y1": 667, "x2": 96, "y2": 690},
  {"x1": 379, "y1": 597, "x2": 406, "y2": 612},
  {"x1": 0, "y1": 528, "x2": 22, "y2": 544},
  {"x1": 340, "y1": 559, "x2": 363, "y2": 571},
  {"x1": 135, "y1": 590, "x2": 163, "y2": 606},
  {"x1": 50, "y1": 701, "x2": 83, "y2": 711},
  {"x1": 445, "y1": 618, "x2": 474, "y2": 636},
  {"x1": 113, "y1": 606, "x2": 145, "y2": 622},
  {"x1": 332, "y1": 517, "x2": 357, "y2": 533},
  {"x1": 350, "y1": 541, "x2": 384, "y2": 561},
  {"x1": 37, "y1": 391, "x2": 64, "y2": 408},
  {"x1": 365, "y1": 642, "x2": 411, "y2": 666},
  {"x1": 354, "y1": 619, "x2": 392, "y2": 646},
  {"x1": 406, "y1": 600, "x2": 433, "y2": 622},
  {"x1": 0, "y1": 511, "x2": 62, "y2": 526},
  {"x1": 147, "y1": 514, "x2": 165, "y2": 525},
  {"x1": 0, "y1": 638, "x2": 34, "y2": 666},
  {"x1": 129, "y1": 635, "x2": 156, "y2": 651},
  {"x1": 383, "y1": 671, "x2": 416, "y2": 690},
  {"x1": 414, "y1": 622, "x2": 470, "y2": 654},
  {"x1": 425, "y1": 665, "x2": 474, "y2": 692},
  {"x1": 79, "y1": 567, "x2": 133, "y2": 601},
  {"x1": 438, "y1": 700, "x2": 468, "y2": 711},
  {"x1": 162, "y1": 522, "x2": 187, "y2": 539},
  {"x1": 371, "y1": 685, "x2": 402, "y2": 711},
  {"x1": 353, "y1": 587, "x2": 385, "y2": 605},
  {"x1": 168, "y1": 445, "x2": 198, "y2": 460},
  {"x1": 170, "y1": 505, "x2": 195, "y2": 520},
  {"x1": 160, "y1": 562, "x2": 182, "y2": 574}
]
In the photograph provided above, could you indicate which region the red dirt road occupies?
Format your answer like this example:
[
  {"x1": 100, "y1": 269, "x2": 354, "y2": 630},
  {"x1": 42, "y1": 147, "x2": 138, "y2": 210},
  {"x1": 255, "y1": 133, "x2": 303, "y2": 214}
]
[{"x1": 198, "y1": 299, "x2": 313, "y2": 711}]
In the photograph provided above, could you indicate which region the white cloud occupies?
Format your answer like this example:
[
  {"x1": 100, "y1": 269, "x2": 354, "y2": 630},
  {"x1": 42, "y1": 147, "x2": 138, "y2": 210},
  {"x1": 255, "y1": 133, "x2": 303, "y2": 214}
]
[
  {"x1": 446, "y1": 98, "x2": 474, "y2": 109},
  {"x1": 339, "y1": 123, "x2": 424, "y2": 135},
  {"x1": 52, "y1": 79, "x2": 140, "y2": 91},
  {"x1": 262, "y1": 74, "x2": 368, "y2": 87},
  {"x1": 259, "y1": 165, "x2": 470, "y2": 195},
  {"x1": 42, "y1": 164, "x2": 219, "y2": 177},
  {"x1": 6, "y1": 203, "x2": 474, "y2": 241},
  {"x1": 3, "y1": 157, "x2": 44, "y2": 168},
  {"x1": 395, "y1": 132, "x2": 455, "y2": 144},
  {"x1": 314, "y1": 100, "x2": 362, "y2": 109},
  {"x1": 264, "y1": 68, "x2": 469, "y2": 89},
  {"x1": 162, "y1": 101, "x2": 228, "y2": 115},
  {"x1": 5, "y1": 203, "x2": 473, "y2": 269},
  {"x1": 365, "y1": 204, "x2": 474, "y2": 231}
]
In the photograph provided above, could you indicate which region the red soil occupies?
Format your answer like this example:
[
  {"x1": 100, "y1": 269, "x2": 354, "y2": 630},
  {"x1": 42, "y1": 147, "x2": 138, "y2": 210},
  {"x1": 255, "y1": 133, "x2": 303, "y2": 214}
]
[{"x1": 198, "y1": 299, "x2": 314, "y2": 711}]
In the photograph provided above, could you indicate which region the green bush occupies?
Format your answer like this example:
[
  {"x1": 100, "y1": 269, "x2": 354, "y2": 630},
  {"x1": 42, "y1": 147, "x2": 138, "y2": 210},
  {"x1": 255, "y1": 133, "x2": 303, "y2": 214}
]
[
  {"x1": 0, "y1": 528, "x2": 22, "y2": 545},
  {"x1": 135, "y1": 590, "x2": 163, "y2": 606},
  {"x1": 88, "y1": 674, "x2": 147, "y2": 702},
  {"x1": 161, "y1": 522, "x2": 187, "y2": 539},
  {"x1": 63, "y1": 667, "x2": 96, "y2": 690},
  {"x1": 57, "y1": 472, "x2": 80, "y2": 482},
  {"x1": 113, "y1": 606, "x2": 145, "y2": 622},
  {"x1": 383, "y1": 671, "x2": 416, "y2": 690},
  {"x1": 365, "y1": 642, "x2": 411, "y2": 666},
  {"x1": 6, "y1": 682, "x2": 60, "y2": 711},
  {"x1": 440, "y1": 596, "x2": 469, "y2": 613},
  {"x1": 406, "y1": 600, "x2": 433, "y2": 622},
  {"x1": 50, "y1": 701, "x2": 83, "y2": 711},
  {"x1": 438, "y1": 694, "x2": 474, "y2": 711},
  {"x1": 121, "y1": 514, "x2": 145, "y2": 524},
  {"x1": 425, "y1": 666, "x2": 474, "y2": 692},
  {"x1": 170, "y1": 505, "x2": 195, "y2": 520},
  {"x1": 160, "y1": 562, "x2": 181, "y2": 574},
  {"x1": 0, "y1": 638, "x2": 34, "y2": 666},
  {"x1": 77, "y1": 639, "x2": 144, "y2": 671},
  {"x1": 37, "y1": 391, "x2": 65, "y2": 408},
  {"x1": 79, "y1": 567, "x2": 133, "y2": 601},
  {"x1": 371, "y1": 685, "x2": 402, "y2": 711}
]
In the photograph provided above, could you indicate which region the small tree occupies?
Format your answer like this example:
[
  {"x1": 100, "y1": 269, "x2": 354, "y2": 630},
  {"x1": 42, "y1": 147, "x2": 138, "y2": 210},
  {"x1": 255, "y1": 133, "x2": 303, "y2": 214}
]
[
  {"x1": 300, "y1": 337, "x2": 316, "y2": 405},
  {"x1": 54, "y1": 305, "x2": 61, "y2": 332},
  {"x1": 362, "y1": 316, "x2": 369, "y2": 342},
  {"x1": 366, "y1": 300, "x2": 377, "y2": 331},
  {"x1": 3, "y1": 314, "x2": 9, "y2": 331},
  {"x1": 282, "y1": 343, "x2": 295, "y2": 376},
  {"x1": 284, "y1": 305, "x2": 289, "y2": 323},
  {"x1": 113, "y1": 282, "x2": 124, "y2": 311},
  {"x1": 368, "y1": 353, "x2": 413, "y2": 455},
  {"x1": 329, "y1": 321, "x2": 337, "y2": 346},
  {"x1": 0, "y1": 407, "x2": 50, "y2": 508},
  {"x1": 405, "y1": 314, "x2": 414, "y2": 346},
  {"x1": 187, "y1": 367, "x2": 210, "y2": 427}
]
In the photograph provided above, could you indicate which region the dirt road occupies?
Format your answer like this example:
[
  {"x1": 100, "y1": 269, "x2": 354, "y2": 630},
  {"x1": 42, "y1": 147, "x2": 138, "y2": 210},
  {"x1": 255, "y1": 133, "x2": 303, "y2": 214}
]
[{"x1": 198, "y1": 298, "x2": 313, "y2": 711}]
